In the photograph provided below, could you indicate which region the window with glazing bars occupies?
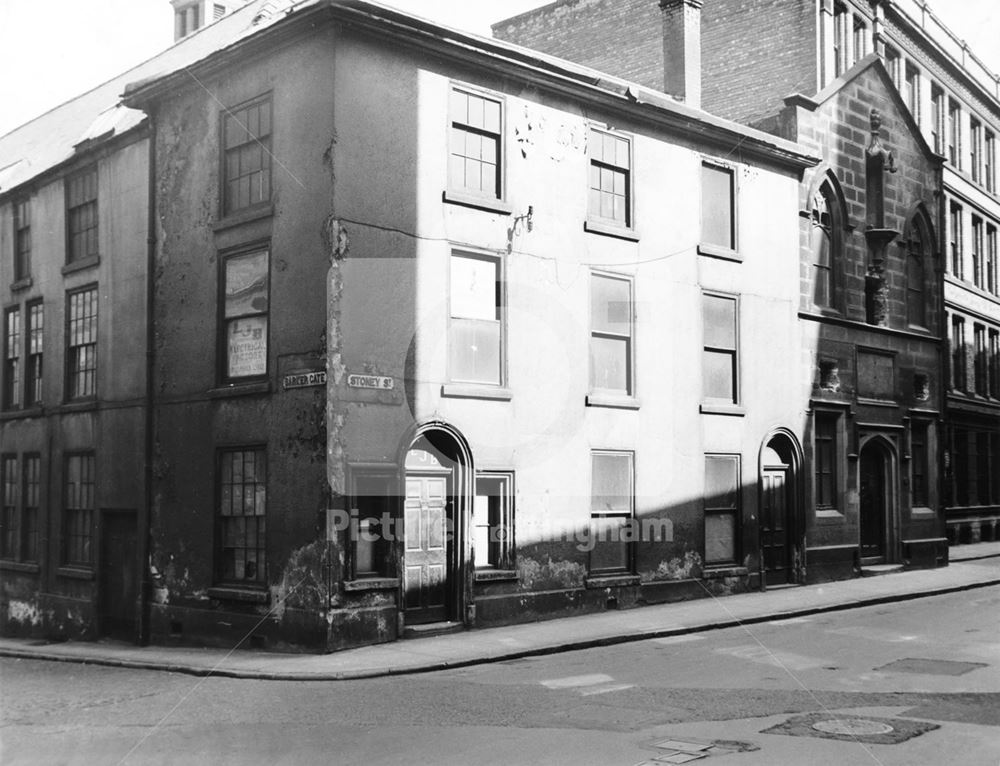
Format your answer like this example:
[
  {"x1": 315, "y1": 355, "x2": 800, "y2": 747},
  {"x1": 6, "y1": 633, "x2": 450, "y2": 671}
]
[
  {"x1": 973, "y1": 216, "x2": 984, "y2": 288},
  {"x1": 948, "y1": 100, "x2": 961, "y2": 167},
  {"x1": 704, "y1": 454, "x2": 739, "y2": 565},
  {"x1": 951, "y1": 315, "x2": 967, "y2": 391},
  {"x1": 950, "y1": 202, "x2": 963, "y2": 278},
  {"x1": 990, "y1": 330, "x2": 1000, "y2": 399},
  {"x1": 905, "y1": 65, "x2": 920, "y2": 125},
  {"x1": 590, "y1": 451, "x2": 633, "y2": 573},
  {"x1": 986, "y1": 131, "x2": 996, "y2": 193},
  {"x1": 974, "y1": 325, "x2": 988, "y2": 396},
  {"x1": 911, "y1": 422, "x2": 929, "y2": 507},
  {"x1": 971, "y1": 118, "x2": 983, "y2": 183},
  {"x1": 449, "y1": 253, "x2": 502, "y2": 385},
  {"x1": 988, "y1": 225, "x2": 998, "y2": 296},
  {"x1": 64, "y1": 453, "x2": 94, "y2": 566},
  {"x1": 449, "y1": 87, "x2": 502, "y2": 199},
  {"x1": 222, "y1": 97, "x2": 271, "y2": 216},
  {"x1": 814, "y1": 413, "x2": 838, "y2": 508},
  {"x1": 26, "y1": 302, "x2": 42, "y2": 405},
  {"x1": 907, "y1": 218, "x2": 927, "y2": 327},
  {"x1": 218, "y1": 448, "x2": 267, "y2": 583},
  {"x1": 67, "y1": 287, "x2": 97, "y2": 399},
  {"x1": 66, "y1": 166, "x2": 98, "y2": 263},
  {"x1": 3, "y1": 308, "x2": 20, "y2": 409},
  {"x1": 931, "y1": 85, "x2": 945, "y2": 155},
  {"x1": 701, "y1": 163, "x2": 736, "y2": 251},
  {"x1": 702, "y1": 292, "x2": 738, "y2": 403},
  {"x1": 13, "y1": 199, "x2": 30, "y2": 282},
  {"x1": 590, "y1": 273, "x2": 633, "y2": 395},
  {"x1": 1, "y1": 456, "x2": 16, "y2": 559},
  {"x1": 22, "y1": 455, "x2": 39, "y2": 562},
  {"x1": 589, "y1": 128, "x2": 631, "y2": 227}
]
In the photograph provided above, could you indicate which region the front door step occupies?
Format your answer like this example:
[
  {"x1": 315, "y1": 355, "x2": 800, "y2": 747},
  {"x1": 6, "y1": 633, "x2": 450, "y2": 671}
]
[
  {"x1": 403, "y1": 620, "x2": 464, "y2": 639},
  {"x1": 860, "y1": 563, "x2": 904, "y2": 577}
]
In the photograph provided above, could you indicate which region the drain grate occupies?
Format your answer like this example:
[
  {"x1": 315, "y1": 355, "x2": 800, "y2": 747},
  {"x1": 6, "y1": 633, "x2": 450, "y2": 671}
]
[
  {"x1": 763, "y1": 713, "x2": 939, "y2": 745},
  {"x1": 877, "y1": 658, "x2": 988, "y2": 676},
  {"x1": 634, "y1": 738, "x2": 758, "y2": 764}
]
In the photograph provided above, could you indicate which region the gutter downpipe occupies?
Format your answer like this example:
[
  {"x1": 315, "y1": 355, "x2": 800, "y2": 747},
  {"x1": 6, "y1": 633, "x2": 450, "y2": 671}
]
[{"x1": 141, "y1": 117, "x2": 157, "y2": 645}]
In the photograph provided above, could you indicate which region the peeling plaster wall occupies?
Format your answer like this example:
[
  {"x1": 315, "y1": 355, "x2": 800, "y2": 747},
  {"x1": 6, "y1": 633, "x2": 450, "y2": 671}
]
[
  {"x1": 147, "y1": 29, "x2": 336, "y2": 651},
  {"x1": 0, "y1": 136, "x2": 149, "y2": 642}
]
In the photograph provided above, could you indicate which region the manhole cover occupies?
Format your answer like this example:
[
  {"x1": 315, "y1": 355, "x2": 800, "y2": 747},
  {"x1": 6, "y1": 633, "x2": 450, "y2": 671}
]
[
  {"x1": 812, "y1": 719, "x2": 894, "y2": 736},
  {"x1": 763, "y1": 713, "x2": 939, "y2": 744},
  {"x1": 877, "y1": 658, "x2": 988, "y2": 676}
]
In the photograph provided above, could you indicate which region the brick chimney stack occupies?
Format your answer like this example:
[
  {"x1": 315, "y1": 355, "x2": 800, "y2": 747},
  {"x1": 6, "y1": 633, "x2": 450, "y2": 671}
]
[{"x1": 660, "y1": 0, "x2": 703, "y2": 108}]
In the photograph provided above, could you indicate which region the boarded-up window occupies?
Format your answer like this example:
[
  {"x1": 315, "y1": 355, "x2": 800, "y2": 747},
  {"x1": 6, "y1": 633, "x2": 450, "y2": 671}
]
[{"x1": 857, "y1": 350, "x2": 895, "y2": 400}]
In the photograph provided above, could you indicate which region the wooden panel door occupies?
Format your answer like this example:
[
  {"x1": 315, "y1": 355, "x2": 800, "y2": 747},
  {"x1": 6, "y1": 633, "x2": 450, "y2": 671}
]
[
  {"x1": 403, "y1": 475, "x2": 449, "y2": 623},
  {"x1": 859, "y1": 449, "x2": 886, "y2": 559},
  {"x1": 99, "y1": 511, "x2": 139, "y2": 641},
  {"x1": 761, "y1": 469, "x2": 792, "y2": 585}
]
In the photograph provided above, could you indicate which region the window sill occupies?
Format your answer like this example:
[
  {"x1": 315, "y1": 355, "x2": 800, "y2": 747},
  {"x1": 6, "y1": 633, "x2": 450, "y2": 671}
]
[
  {"x1": 212, "y1": 204, "x2": 274, "y2": 232},
  {"x1": 59, "y1": 400, "x2": 99, "y2": 414},
  {"x1": 856, "y1": 397, "x2": 898, "y2": 409},
  {"x1": 585, "y1": 573, "x2": 640, "y2": 589},
  {"x1": 0, "y1": 560, "x2": 40, "y2": 574},
  {"x1": 815, "y1": 508, "x2": 845, "y2": 522},
  {"x1": 0, "y1": 406, "x2": 43, "y2": 421},
  {"x1": 697, "y1": 242, "x2": 741, "y2": 262},
  {"x1": 441, "y1": 384, "x2": 512, "y2": 401},
  {"x1": 10, "y1": 277, "x2": 33, "y2": 292},
  {"x1": 61, "y1": 255, "x2": 100, "y2": 276},
  {"x1": 583, "y1": 219, "x2": 639, "y2": 242},
  {"x1": 910, "y1": 505, "x2": 936, "y2": 517},
  {"x1": 343, "y1": 577, "x2": 399, "y2": 593},
  {"x1": 474, "y1": 569, "x2": 518, "y2": 583},
  {"x1": 442, "y1": 190, "x2": 512, "y2": 216},
  {"x1": 702, "y1": 565, "x2": 748, "y2": 578},
  {"x1": 208, "y1": 381, "x2": 271, "y2": 398},
  {"x1": 207, "y1": 586, "x2": 269, "y2": 603},
  {"x1": 699, "y1": 402, "x2": 745, "y2": 416},
  {"x1": 57, "y1": 566, "x2": 94, "y2": 580},
  {"x1": 585, "y1": 393, "x2": 640, "y2": 410}
]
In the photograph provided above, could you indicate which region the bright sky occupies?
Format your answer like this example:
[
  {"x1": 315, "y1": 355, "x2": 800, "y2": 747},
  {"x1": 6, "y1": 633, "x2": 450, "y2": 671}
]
[{"x1": 0, "y1": 0, "x2": 997, "y2": 137}]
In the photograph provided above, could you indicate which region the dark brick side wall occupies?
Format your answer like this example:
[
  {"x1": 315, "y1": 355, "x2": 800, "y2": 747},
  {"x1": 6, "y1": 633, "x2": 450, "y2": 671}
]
[
  {"x1": 701, "y1": 0, "x2": 819, "y2": 125},
  {"x1": 494, "y1": 0, "x2": 818, "y2": 123},
  {"x1": 493, "y1": 0, "x2": 668, "y2": 93}
]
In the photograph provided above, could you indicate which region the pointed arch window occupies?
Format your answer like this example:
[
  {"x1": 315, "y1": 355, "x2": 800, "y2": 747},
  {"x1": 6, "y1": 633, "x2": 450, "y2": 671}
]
[
  {"x1": 907, "y1": 215, "x2": 930, "y2": 328},
  {"x1": 810, "y1": 181, "x2": 841, "y2": 310}
]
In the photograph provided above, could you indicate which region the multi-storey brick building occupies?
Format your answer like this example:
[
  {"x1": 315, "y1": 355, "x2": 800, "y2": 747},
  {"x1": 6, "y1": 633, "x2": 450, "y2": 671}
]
[{"x1": 495, "y1": 0, "x2": 999, "y2": 548}]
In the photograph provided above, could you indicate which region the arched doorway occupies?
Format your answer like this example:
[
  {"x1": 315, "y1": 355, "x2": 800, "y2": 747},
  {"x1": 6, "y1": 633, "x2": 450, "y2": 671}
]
[
  {"x1": 400, "y1": 426, "x2": 472, "y2": 626},
  {"x1": 859, "y1": 439, "x2": 892, "y2": 561},
  {"x1": 759, "y1": 430, "x2": 803, "y2": 586}
]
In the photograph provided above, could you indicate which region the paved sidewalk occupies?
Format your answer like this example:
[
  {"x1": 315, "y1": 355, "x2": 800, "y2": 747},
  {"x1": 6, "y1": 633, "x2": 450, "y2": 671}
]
[{"x1": 2, "y1": 545, "x2": 999, "y2": 681}]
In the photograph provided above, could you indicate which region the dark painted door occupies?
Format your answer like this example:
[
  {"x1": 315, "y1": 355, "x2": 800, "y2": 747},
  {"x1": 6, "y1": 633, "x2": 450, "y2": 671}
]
[
  {"x1": 859, "y1": 449, "x2": 886, "y2": 559},
  {"x1": 99, "y1": 511, "x2": 139, "y2": 640},
  {"x1": 761, "y1": 468, "x2": 792, "y2": 585},
  {"x1": 403, "y1": 475, "x2": 449, "y2": 624}
]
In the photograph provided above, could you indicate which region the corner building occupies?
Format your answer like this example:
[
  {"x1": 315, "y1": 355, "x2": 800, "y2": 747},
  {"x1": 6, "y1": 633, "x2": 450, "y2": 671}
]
[{"x1": 123, "y1": 0, "x2": 817, "y2": 651}]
